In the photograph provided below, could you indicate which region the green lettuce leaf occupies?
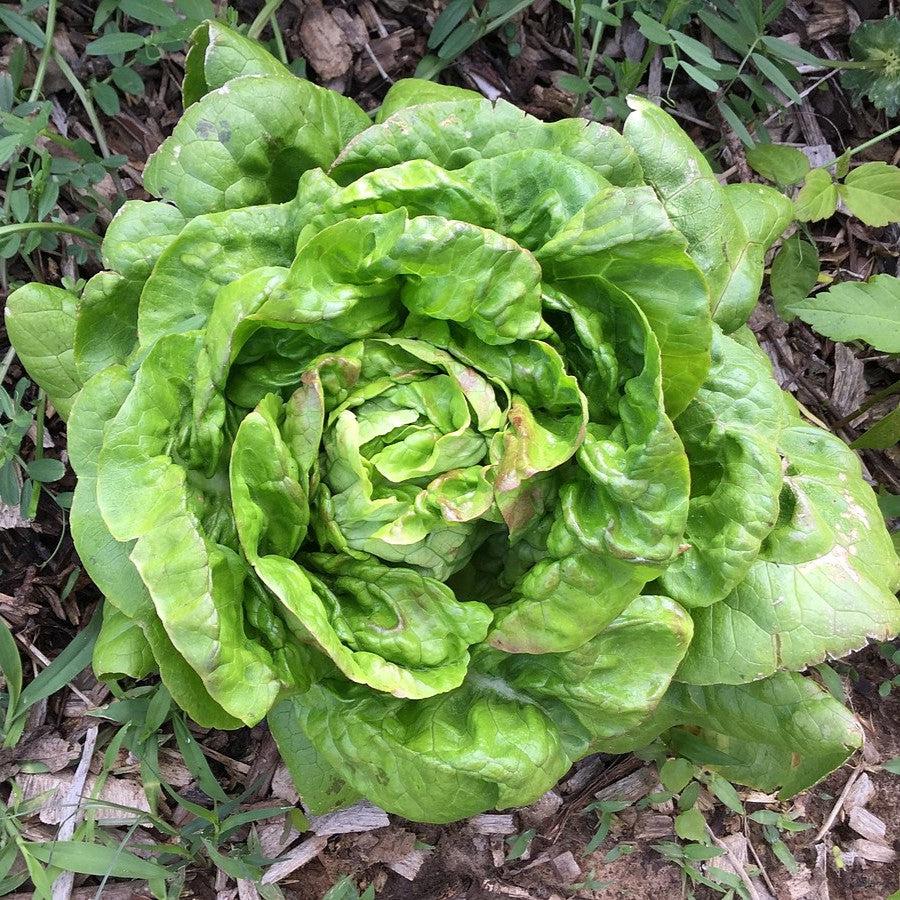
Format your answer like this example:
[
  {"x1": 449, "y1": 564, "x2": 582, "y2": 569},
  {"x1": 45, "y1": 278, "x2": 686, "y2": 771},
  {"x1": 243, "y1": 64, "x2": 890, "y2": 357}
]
[
  {"x1": 183, "y1": 20, "x2": 291, "y2": 107},
  {"x1": 623, "y1": 96, "x2": 761, "y2": 333},
  {"x1": 144, "y1": 75, "x2": 369, "y2": 216},
  {"x1": 332, "y1": 92, "x2": 643, "y2": 188},
  {"x1": 597, "y1": 672, "x2": 863, "y2": 798},
  {"x1": 5, "y1": 283, "x2": 81, "y2": 419},
  {"x1": 678, "y1": 424, "x2": 900, "y2": 683},
  {"x1": 658, "y1": 328, "x2": 787, "y2": 607},
  {"x1": 280, "y1": 594, "x2": 692, "y2": 821}
]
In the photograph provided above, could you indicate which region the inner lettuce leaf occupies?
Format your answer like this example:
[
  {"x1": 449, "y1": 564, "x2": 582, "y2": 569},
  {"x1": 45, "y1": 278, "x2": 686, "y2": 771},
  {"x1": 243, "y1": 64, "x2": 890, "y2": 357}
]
[{"x1": 6, "y1": 21, "x2": 898, "y2": 824}]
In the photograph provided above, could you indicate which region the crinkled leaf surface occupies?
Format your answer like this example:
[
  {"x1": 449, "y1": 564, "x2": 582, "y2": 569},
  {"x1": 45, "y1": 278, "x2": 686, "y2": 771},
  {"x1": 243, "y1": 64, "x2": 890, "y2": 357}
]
[
  {"x1": 6, "y1": 24, "x2": 898, "y2": 824},
  {"x1": 144, "y1": 75, "x2": 369, "y2": 216},
  {"x1": 281, "y1": 594, "x2": 692, "y2": 821},
  {"x1": 678, "y1": 424, "x2": 900, "y2": 684},
  {"x1": 598, "y1": 672, "x2": 863, "y2": 799},
  {"x1": 659, "y1": 329, "x2": 786, "y2": 607}
]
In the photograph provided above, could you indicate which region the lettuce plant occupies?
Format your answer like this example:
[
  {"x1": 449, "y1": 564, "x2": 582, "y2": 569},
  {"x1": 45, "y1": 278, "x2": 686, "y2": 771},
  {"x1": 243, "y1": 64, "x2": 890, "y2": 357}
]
[{"x1": 7, "y1": 23, "x2": 899, "y2": 823}]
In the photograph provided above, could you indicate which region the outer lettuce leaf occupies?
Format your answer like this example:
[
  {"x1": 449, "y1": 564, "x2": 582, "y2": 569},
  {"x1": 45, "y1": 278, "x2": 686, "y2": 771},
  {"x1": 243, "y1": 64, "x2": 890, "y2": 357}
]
[
  {"x1": 69, "y1": 367, "x2": 242, "y2": 728},
  {"x1": 495, "y1": 594, "x2": 693, "y2": 752},
  {"x1": 597, "y1": 672, "x2": 864, "y2": 799},
  {"x1": 100, "y1": 199, "x2": 187, "y2": 283},
  {"x1": 268, "y1": 700, "x2": 362, "y2": 813},
  {"x1": 292, "y1": 676, "x2": 569, "y2": 823},
  {"x1": 537, "y1": 184, "x2": 711, "y2": 416},
  {"x1": 93, "y1": 603, "x2": 155, "y2": 681},
  {"x1": 75, "y1": 201, "x2": 187, "y2": 380},
  {"x1": 332, "y1": 94, "x2": 643, "y2": 189},
  {"x1": 659, "y1": 328, "x2": 787, "y2": 607},
  {"x1": 5, "y1": 284, "x2": 80, "y2": 419},
  {"x1": 96, "y1": 334, "x2": 281, "y2": 725},
  {"x1": 281, "y1": 594, "x2": 692, "y2": 822},
  {"x1": 138, "y1": 170, "x2": 337, "y2": 346},
  {"x1": 183, "y1": 20, "x2": 291, "y2": 107},
  {"x1": 375, "y1": 77, "x2": 483, "y2": 122},
  {"x1": 144, "y1": 75, "x2": 370, "y2": 217},
  {"x1": 74, "y1": 274, "x2": 142, "y2": 382},
  {"x1": 624, "y1": 97, "x2": 762, "y2": 333},
  {"x1": 678, "y1": 424, "x2": 900, "y2": 684}
]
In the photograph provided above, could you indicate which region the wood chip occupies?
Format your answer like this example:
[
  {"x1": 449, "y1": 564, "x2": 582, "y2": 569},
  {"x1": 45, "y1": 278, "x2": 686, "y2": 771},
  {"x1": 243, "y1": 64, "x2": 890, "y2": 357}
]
[
  {"x1": 363, "y1": 828, "x2": 416, "y2": 865},
  {"x1": 634, "y1": 812, "x2": 675, "y2": 841},
  {"x1": 716, "y1": 832, "x2": 749, "y2": 869},
  {"x1": 330, "y1": 7, "x2": 369, "y2": 51},
  {"x1": 269, "y1": 762, "x2": 300, "y2": 804},
  {"x1": 309, "y1": 800, "x2": 389, "y2": 836},
  {"x1": 258, "y1": 820, "x2": 300, "y2": 858},
  {"x1": 560, "y1": 756, "x2": 605, "y2": 794},
  {"x1": 236, "y1": 879, "x2": 260, "y2": 900},
  {"x1": 551, "y1": 851, "x2": 581, "y2": 883},
  {"x1": 0, "y1": 502, "x2": 28, "y2": 529},
  {"x1": 18, "y1": 771, "x2": 149, "y2": 825},
  {"x1": 785, "y1": 865, "x2": 815, "y2": 900},
  {"x1": 594, "y1": 766, "x2": 658, "y2": 803},
  {"x1": 387, "y1": 848, "x2": 429, "y2": 881},
  {"x1": 480, "y1": 880, "x2": 539, "y2": 898},
  {"x1": 848, "y1": 839, "x2": 896, "y2": 864},
  {"x1": 843, "y1": 772, "x2": 874, "y2": 812},
  {"x1": 715, "y1": 834, "x2": 775, "y2": 900},
  {"x1": 800, "y1": 144, "x2": 836, "y2": 169},
  {"x1": 470, "y1": 813, "x2": 516, "y2": 835},
  {"x1": 52, "y1": 725, "x2": 98, "y2": 900},
  {"x1": 355, "y1": 29, "x2": 413, "y2": 82},
  {"x1": 848, "y1": 807, "x2": 887, "y2": 843},
  {"x1": 489, "y1": 833, "x2": 506, "y2": 867},
  {"x1": 520, "y1": 790, "x2": 563, "y2": 827},
  {"x1": 830, "y1": 343, "x2": 866, "y2": 416},
  {"x1": 811, "y1": 843, "x2": 830, "y2": 900},
  {"x1": 299, "y1": 2, "x2": 352, "y2": 80},
  {"x1": 260, "y1": 834, "x2": 328, "y2": 884},
  {"x1": 0, "y1": 733, "x2": 78, "y2": 781}
]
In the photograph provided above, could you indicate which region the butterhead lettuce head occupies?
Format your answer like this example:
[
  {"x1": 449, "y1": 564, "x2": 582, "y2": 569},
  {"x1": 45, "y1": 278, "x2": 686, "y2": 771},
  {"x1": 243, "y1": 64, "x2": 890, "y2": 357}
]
[{"x1": 7, "y1": 22, "x2": 899, "y2": 823}]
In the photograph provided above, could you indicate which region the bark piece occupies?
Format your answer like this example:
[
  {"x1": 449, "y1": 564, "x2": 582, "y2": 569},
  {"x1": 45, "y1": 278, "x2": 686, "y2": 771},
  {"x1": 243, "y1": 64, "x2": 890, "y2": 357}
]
[
  {"x1": 843, "y1": 772, "x2": 874, "y2": 812},
  {"x1": 18, "y1": 771, "x2": 149, "y2": 825},
  {"x1": 309, "y1": 800, "x2": 389, "y2": 835},
  {"x1": 831, "y1": 343, "x2": 866, "y2": 417},
  {"x1": 551, "y1": 851, "x2": 582, "y2": 883},
  {"x1": 300, "y1": 2, "x2": 352, "y2": 80},
  {"x1": 634, "y1": 812, "x2": 675, "y2": 840},
  {"x1": 848, "y1": 807, "x2": 887, "y2": 843},
  {"x1": 330, "y1": 7, "x2": 369, "y2": 51},
  {"x1": 355, "y1": 29, "x2": 413, "y2": 82},
  {"x1": 470, "y1": 813, "x2": 516, "y2": 835},
  {"x1": 520, "y1": 790, "x2": 563, "y2": 827},
  {"x1": 387, "y1": 849, "x2": 429, "y2": 881},
  {"x1": 848, "y1": 839, "x2": 896, "y2": 864},
  {"x1": 594, "y1": 767, "x2": 658, "y2": 803},
  {"x1": 0, "y1": 732, "x2": 78, "y2": 781},
  {"x1": 261, "y1": 834, "x2": 329, "y2": 884},
  {"x1": 270, "y1": 762, "x2": 300, "y2": 805}
]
